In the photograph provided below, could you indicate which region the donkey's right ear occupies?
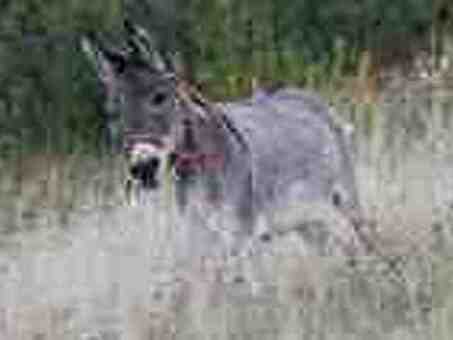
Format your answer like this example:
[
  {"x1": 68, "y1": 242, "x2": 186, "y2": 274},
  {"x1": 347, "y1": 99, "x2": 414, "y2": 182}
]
[{"x1": 80, "y1": 36, "x2": 126, "y2": 85}]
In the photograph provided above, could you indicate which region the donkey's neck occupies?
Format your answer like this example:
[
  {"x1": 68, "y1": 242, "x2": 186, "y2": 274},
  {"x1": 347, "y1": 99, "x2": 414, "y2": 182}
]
[{"x1": 174, "y1": 81, "x2": 250, "y2": 174}]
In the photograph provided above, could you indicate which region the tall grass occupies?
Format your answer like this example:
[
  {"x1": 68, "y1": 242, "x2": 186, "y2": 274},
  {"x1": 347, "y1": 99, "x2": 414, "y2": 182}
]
[{"x1": 0, "y1": 46, "x2": 441, "y2": 339}]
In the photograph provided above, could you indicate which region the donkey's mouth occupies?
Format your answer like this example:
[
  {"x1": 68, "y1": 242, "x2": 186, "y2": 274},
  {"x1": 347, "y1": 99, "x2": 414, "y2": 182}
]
[
  {"x1": 140, "y1": 176, "x2": 159, "y2": 190},
  {"x1": 129, "y1": 158, "x2": 161, "y2": 190}
]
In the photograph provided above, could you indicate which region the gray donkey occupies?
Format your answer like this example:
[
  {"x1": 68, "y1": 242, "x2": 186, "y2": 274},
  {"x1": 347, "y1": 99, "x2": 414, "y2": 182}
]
[{"x1": 81, "y1": 23, "x2": 365, "y2": 250}]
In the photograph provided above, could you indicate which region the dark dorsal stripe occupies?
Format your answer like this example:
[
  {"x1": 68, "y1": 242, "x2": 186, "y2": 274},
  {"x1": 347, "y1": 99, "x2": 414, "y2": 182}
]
[{"x1": 218, "y1": 112, "x2": 249, "y2": 152}]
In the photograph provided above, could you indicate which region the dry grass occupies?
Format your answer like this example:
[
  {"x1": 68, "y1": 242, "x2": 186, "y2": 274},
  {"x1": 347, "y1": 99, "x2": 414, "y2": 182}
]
[{"x1": 0, "y1": 82, "x2": 442, "y2": 339}]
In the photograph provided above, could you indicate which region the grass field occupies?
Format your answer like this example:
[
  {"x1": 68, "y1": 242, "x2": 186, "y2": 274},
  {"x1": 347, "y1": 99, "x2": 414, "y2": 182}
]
[{"x1": 0, "y1": 77, "x2": 442, "y2": 339}]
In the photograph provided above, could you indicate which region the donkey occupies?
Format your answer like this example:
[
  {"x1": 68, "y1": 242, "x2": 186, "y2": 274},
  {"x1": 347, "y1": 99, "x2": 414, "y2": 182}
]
[{"x1": 81, "y1": 23, "x2": 363, "y2": 247}]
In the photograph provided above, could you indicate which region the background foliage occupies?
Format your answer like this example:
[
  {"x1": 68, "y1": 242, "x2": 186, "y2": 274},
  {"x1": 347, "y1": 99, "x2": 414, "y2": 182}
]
[{"x1": 0, "y1": 0, "x2": 449, "y2": 153}]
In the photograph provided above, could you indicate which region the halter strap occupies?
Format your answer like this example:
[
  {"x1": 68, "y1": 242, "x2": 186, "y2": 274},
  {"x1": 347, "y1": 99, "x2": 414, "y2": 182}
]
[{"x1": 173, "y1": 151, "x2": 224, "y2": 173}]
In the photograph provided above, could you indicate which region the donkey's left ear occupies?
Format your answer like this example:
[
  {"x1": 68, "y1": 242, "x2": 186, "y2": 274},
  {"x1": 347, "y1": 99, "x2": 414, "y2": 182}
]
[
  {"x1": 167, "y1": 51, "x2": 185, "y2": 76},
  {"x1": 80, "y1": 36, "x2": 125, "y2": 85},
  {"x1": 124, "y1": 20, "x2": 168, "y2": 73}
]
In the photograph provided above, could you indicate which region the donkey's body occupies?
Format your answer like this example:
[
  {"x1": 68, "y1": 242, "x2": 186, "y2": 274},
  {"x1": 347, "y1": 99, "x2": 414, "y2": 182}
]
[
  {"x1": 220, "y1": 88, "x2": 358, "y2": 214},
  {"x1": 172, "y1": 87, "x2": 359, "y2": 240}
]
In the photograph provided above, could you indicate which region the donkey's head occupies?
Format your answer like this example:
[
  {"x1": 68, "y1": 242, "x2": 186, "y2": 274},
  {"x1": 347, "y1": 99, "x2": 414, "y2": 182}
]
[{"x1": 81, "y1": 23, "x2": 225, "y2": 190}]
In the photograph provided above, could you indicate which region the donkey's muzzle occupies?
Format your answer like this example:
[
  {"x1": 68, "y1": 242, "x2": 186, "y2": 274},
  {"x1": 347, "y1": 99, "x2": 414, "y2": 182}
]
[
  {"x1": 129, "y1": 157, "x2": 160, "y2": 189},
  {"x1": 125, "y1": 140, "x2": 168, "y2": 190}
]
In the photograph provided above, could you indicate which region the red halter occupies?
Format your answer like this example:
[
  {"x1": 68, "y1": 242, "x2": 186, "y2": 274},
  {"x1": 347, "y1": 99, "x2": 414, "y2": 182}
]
[{"x1": 174, "y1": 152, "x2": 224, "y2": 173}]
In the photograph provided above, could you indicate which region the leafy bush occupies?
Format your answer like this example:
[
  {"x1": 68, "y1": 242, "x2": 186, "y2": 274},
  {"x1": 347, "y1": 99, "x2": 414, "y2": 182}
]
[{"x1": 0, "y1": 0, "x2": 437, "y2": 153}]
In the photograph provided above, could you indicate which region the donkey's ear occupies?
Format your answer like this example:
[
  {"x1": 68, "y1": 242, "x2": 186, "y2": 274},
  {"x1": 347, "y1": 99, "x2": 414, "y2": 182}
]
[
  {"x1": 124, "y1": 20, "x2": 168, "y2": 72},
  {"x1": 80, "y1": 36, "x2": 125, "y2": 85},
  {"x1": 168, "y1": 51, "x2": 185, "y2": 76}
]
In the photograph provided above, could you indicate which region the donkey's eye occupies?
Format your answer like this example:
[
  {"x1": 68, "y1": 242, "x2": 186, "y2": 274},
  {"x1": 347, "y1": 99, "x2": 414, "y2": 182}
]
[{"x1": 152, "y1": 92, "x2": 167, "y2": 105}]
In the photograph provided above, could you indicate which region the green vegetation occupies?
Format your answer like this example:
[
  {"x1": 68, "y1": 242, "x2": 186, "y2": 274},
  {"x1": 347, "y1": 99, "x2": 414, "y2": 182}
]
[{"x1": 0, "y1": 0, "x2": 449, "y2": 153}]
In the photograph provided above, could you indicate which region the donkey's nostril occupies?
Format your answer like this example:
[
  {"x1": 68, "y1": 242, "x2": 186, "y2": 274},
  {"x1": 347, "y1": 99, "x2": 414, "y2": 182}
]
[
  {"x1": 130, "y1": 163, "x2": 140, "y2": 178},
  {"x1": 149, "y1": 157, "x2": 160, "y2": 170},
  {"x1": 129, "y1": 156, "x2": 161, "y2": 189}
]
